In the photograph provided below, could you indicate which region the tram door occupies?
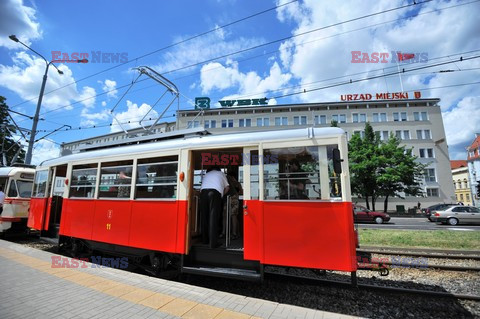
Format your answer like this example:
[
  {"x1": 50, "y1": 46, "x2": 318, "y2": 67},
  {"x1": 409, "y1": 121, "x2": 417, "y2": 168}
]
[
  {"x1": 242, "y1": 147, "x2": 262, "y2": 260},
  {"x1": 187, "y1": 148, "x2": 245, "y2": 249}
]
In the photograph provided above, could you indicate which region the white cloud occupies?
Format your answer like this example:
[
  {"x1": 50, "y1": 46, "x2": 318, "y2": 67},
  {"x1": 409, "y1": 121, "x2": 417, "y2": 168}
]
[
  {"x1": 78, "y1": 86, "x2": 96, "y2": 109},
  {"x1": 110, "y1": 100, "x2": 159, "y2": 133},
  {"x1": 31, "y1": 139, "x2": 60, "y2": 165},
  {"x1": 0, "y1": 52, "x2": 92, "y2": 111},
  {"x1": 273, "y1": 0, "x2": 480, "y2": 159},
  {"x1": 200, "y1": 60, "x2": 292, "y2": 104},
  {"x1": 101, "y1": 101, "x2": 107, "y2": 107},
  {"x1": 443, "y1": 96, "x2": 480, "y2": 159},
  {"x1": 0, "y1": 0, "x2": 41, "y2": 49},
  {"x1": 99, "y1": 79, "x2": 118, "y2": 98},
  {"x1": 154, "y1": 29, "x2": 264, "y2": 74},
  {"x1": 80, "y1": 108, "x2": 110, "y2": 127}
]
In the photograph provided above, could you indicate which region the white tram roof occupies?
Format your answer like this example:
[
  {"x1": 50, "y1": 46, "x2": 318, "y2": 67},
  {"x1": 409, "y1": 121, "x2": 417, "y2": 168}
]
[
  {"x1": 38, "y1": 127, "x2": 346, "y2": 169},
  {"x1": 0, "y1": 166, "x2": 36, "y2": 177}
]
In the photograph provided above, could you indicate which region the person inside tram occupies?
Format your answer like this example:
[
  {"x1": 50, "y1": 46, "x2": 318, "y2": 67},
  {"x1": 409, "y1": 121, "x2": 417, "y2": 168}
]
[
  {"x1": 220, "y1": 169, "x2": 243, "y2": 240},
  {"x1": 200, "y1": 166, "x2": 229, "y2": 248},
  {"x1": 286, "y1": 159, "x2": 309, "y2": 199},
  {"x1": 117, "y1": 171, "x2": 131, "y2": 198}
]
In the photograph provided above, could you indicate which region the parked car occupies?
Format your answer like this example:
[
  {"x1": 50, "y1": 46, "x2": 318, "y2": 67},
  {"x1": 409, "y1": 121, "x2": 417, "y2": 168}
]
[
  {"x1": 422, "y1": 203, "x2": 455, "y2": 221},
  {"x1": 430, "y1": 205, "x2": 480, "y2": 225},
  {"x1": 353, "y1": 205, "x2": 391, "y2": 224}
]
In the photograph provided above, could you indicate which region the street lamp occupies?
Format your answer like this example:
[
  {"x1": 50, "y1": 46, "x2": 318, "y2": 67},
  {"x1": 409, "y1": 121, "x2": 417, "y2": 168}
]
[{"x1": 9, "y1": 35, "x2": 88, "y2": 164}]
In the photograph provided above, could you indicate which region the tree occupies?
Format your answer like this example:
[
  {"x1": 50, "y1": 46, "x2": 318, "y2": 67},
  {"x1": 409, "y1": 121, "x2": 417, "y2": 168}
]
[
  {"x1": 348, "y1": 123, "x2": 381, "y2": 210},
  {"x1": 376, "y1": 134, "x2": 426, "y2": 212},
  {"x1": 348, "y1": 123, "x2": 425, "y2": 212},
  {"x1": 0, "y1": 96, "x2": 25, "y2": 166}
]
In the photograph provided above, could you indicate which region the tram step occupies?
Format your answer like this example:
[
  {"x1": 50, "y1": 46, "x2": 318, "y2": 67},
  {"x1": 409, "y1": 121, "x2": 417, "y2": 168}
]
[
  {"x1": 186, "y1": 244, "x2": 259, "y2": 270},
  {"x1": 181, "y1": 265, "x2": 262, "y2": 281}
]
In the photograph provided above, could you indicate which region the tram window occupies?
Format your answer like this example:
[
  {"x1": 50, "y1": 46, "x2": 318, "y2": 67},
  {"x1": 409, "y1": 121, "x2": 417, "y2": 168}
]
[
  {"x1": 135, "y1": 156, "x2": 178, "y2": 199},
  {"x1": 263, "y1": 146, "x2": 321, "y2": 200},
  {"x1": 327, "y1": 145, "x2": 342, "y2": 199},
  {"x1": 33, "y1": 170, "x2": 48, "y2": 198},
  {"x1": 99, "y1": 161, "x2": 133, "y2": 199},
  {"x1": 8, "y1": 180, "x2": 33, "y2": 198},
  {"x1": 70, "y1": 164, "x2": 97, "y2": 198}
]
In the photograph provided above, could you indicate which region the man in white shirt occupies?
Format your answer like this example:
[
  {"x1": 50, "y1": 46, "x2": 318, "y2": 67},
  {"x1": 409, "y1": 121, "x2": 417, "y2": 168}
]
[{"x1": 200, "y1": 166, "x2": 229, "y2": 248}]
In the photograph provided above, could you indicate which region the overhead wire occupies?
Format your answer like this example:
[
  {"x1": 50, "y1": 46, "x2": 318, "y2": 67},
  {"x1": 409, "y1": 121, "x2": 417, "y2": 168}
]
[
  {"x1": 31, "y1": 0, "x2": 478, "y2": 121},
  {"x1": 8, "y1": 0, "x2": 300, "y2": 110}
]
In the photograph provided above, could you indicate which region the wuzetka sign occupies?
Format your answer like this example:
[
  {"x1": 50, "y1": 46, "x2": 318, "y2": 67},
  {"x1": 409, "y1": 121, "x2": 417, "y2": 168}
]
[
  {"x1": 340, "y1": 91, "x2": 421, "y2": 101},
  {"x1": 195, "y1": 97, "x2": 269, "y2": 110}
]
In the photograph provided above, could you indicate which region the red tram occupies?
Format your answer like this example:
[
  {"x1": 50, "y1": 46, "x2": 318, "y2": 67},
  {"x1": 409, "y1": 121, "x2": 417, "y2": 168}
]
[{"x1": 28, "y1": 127, "x2": 357, "y2": 280}]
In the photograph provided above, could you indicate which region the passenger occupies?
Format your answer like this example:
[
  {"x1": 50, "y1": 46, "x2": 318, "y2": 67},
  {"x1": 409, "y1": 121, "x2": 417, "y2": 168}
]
[
  {"x1": 287, "y1": 159, "x2": 309, "y2": 199},
  {"x1": 117, "y1": 171, "x2": 131, "y2": 198},
  {"x1": 221, "y1": 170, "x2": 243, "y2": 240},
  {"x1": 200, "y1": 166, "x2": 229, "y2": 248}
]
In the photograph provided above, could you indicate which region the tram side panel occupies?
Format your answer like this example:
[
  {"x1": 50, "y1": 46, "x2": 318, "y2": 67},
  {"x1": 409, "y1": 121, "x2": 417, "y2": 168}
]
[
  {"x1": 59, "y1": 198, "x2": 188, "y2": 254},
  {"x1": 28, "y1": 198, "x2": 49, "y2": 230},
  {"x1": 246, "y1": 201, "x2": 356, "y2": 272}
]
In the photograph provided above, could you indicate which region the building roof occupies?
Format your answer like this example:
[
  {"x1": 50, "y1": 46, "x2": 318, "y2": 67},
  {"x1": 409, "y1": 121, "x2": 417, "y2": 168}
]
[
  {"x1": 467, "y1": 133, "x2": 480, "y2": 161},
  {"x1": 178, "y1": 98, "x2": 441, "y2": 114},
  {"x1": 451, "y1": 160, "x2": 467, "y2": 169}
]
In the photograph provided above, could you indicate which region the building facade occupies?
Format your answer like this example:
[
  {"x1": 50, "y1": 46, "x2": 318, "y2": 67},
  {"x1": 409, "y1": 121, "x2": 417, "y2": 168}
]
[
  {"x1": 178, "y1": 98, "x2": 455, "y2": 211},
  {"x1": 466, "y1": 133, "x2": 480, "y2": 207},
  {"x1": 451, "y1": 160, "x2": 473, "y2": 206},
  {"x1": 60, "y1": 98, "x2": 456, "y2": 211}
]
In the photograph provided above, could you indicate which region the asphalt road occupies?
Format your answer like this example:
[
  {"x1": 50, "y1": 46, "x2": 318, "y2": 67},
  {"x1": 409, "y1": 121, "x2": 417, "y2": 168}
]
[{"x1": 357, "y1": 217, "x2": 480, "y2": 231}]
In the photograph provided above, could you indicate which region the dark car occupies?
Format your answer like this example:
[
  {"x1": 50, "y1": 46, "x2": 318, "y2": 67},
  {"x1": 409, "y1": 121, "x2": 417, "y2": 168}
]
[
  {"x1": 353, "y1": 205, "x2": 391, "y2": 224},
  {"x1": 422, "y1": 203, "x2": 455, "y2": 221}
]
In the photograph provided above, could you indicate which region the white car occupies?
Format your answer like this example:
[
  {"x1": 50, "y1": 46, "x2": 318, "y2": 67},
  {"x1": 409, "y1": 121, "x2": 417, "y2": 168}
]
[{"x1": 431, "y1": 205, "x2": 480, "y2": 226}]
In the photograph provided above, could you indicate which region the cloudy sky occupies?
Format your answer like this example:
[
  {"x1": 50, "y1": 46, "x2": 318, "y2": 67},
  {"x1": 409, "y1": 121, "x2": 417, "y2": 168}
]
[{"x1": 0, "y1": 0, "x2": 479, "y2": 164}]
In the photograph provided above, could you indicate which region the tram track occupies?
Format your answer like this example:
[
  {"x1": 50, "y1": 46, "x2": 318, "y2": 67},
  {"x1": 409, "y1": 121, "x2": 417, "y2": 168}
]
[{"x1": 264, "y1": 271, "x2": 480, "y2": 301}]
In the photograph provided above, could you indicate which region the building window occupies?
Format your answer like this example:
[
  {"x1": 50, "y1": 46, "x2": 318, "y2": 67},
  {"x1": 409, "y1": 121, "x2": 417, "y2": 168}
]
[
  {"x1": 293, "y1": 116, "x2": 307, "y2": 125},
  {"x1": 466, "y1": 193, "x2": 470, "y2": 201},
  {"x1": 373, "y1": 113, "x2": 387, "y2": 122},
  {"x1": 417, "y1": 130, "x2": 431, "y2": 140},
  {"x1": 187, "y1": 121, "x2": 200, "y2": 128},
  {"x1": 257, "y1": 118, "x2": 270, "y2": 127},
  {"x1": 426, "y1": 188, "x2": 439, "y2": 197},
  {"x1": 354, "y1": 130, "x2": 365, "y2": 138},
  {"x1": 275, "y1": 117, "x2": 288, "y2": 126},
  {"x1": 376, "y1": 131, "x2": 389, "y2": 141},
  {"x1": 222, "y1": 119, "x2": 234, "y2": 128},
  {"x1": 353, "y1": 113, "x2": 367, "y2": 123},
  {"x1": 315, "y1": 115, "x2": 327, "y2": 125},
  {"x1": 395, "y1": 130, "x2": 410, "y2": 140},
  {"x1": 393, "y1": 112, "x2": 407, "y2": 121},
  {"x1": 419, "y1": 148, "x2": 434, "y2": 158},
  {"x1": 332, "y1": 114, "x2": 346, "y2": 123},
  {"x1": 414, "y1": 111, "x2": 428, "y2": 121},
  {"x1": 204, "y1": 120, "x2": 216, "y2": 129},
  {"x1": 239, "y1": 119, "x2": 251, "y2": 127},
  {"x1": 424, "y1": 168, "x2": 436, "y2": 182}
]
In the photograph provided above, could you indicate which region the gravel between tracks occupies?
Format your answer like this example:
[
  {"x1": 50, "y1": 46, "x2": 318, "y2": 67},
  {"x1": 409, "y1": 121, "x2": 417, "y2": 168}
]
[{"x1": 10, "y1": 238, "x2": 480, "y2": 318}]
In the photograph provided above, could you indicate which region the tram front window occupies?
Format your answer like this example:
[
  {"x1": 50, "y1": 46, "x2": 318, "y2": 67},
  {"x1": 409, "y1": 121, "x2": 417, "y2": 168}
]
[{"x1": 263, "y1": 146, "x2": 321, "y2": 200}]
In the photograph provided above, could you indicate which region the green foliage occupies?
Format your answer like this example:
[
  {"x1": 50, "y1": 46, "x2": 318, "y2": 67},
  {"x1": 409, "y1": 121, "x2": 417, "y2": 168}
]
[
  {"x1": 0, "y1": 96, "x2": 25, "y2": 166},
  {"x1": 349, "y1": 122, "x2": 425, "y2": 212},
  {"x1": 330, "y1": 120, "x2": 338, "y2": 127}
]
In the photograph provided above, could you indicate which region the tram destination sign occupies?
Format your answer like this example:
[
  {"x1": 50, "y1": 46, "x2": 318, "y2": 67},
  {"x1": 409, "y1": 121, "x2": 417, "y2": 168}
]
[{"x1": 340, "y1": 91, "x2": 421, "y2": 101}]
